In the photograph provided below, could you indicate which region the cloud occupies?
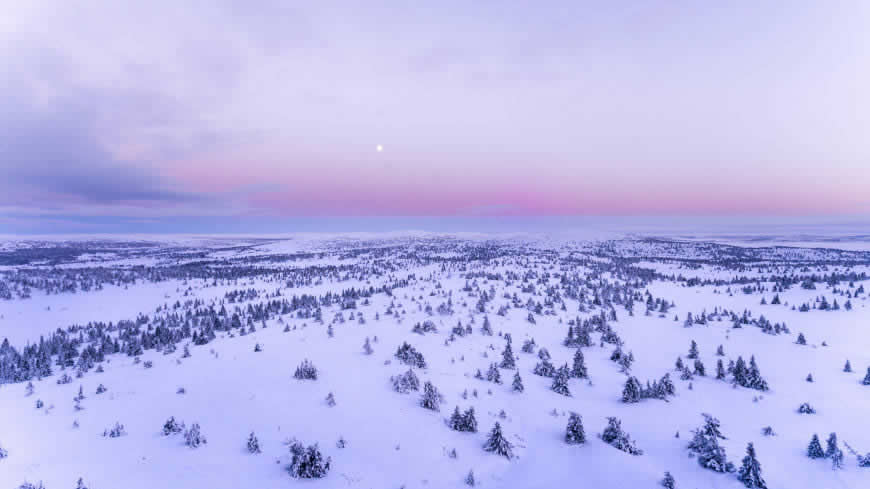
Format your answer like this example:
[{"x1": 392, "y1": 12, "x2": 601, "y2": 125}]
[{"x1": 0, "y1": 43, "x2": 206, "y2": 209}]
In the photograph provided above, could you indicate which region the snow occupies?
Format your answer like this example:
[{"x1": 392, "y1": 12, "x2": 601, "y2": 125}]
[{"x1": 1, "y1": 234, "x2": 869, "y2": 489}]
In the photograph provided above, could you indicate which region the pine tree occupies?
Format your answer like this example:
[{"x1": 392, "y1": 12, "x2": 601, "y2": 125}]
[
  {"x1": 512, "y1": 371, "x2": 524, "y2": 392},
  {"x1": 551, "y1": 364, "x2": 571, "y2": 396},
  {"x1": 831, "y1": 448, "x2": 844, "y2": 470},
  {"x1": 420, "y1": 381, "x2": 443, "y2": 411},
  {"x1": 481, "y1": 316, "x2": 493, "y2": 336},
  {"x1": 688, "y1": 414, "x2": 734, "y2": 473},
  {"x1": 737, "y1": 443, "x2": 767, "y2": 488},
  {"x1": 622, "y1": 376, "x2": 642, "y2": 403},
  {"x1": 565, "y1": 412, "x2": 586, "y2": 445},
  {"x1": 247, "y1": 432, "x2": 261, "y2": 454},
  {"x1": 184, "y1": 423, "x2": 207, "y2": 448},
  {"x1": 716, "y1": 359, "x2": 727, "y2": 380},
  {"x1": 716, "y1": 345, "x2": 725, "y2": 356},
  {"x1": 600, "y1": 417, "x2": 642, "y2": 455},
  {"x1": 499, "y1": 341, "x2": 515, "y2": 369},
  {"x1": 486, "y1": 363, "x2": 502, "y2": 384},
  {"x1": 661, "y1": 471, "x2": 676, "y2": 489},
  {"x1": 483, "y1": 422, "x2": 513, "y2": 459},
  {"x1": 807, "y1": 434, "x2": 824, "y2": 459},
  {"x1": 75, "y1": 477, "x2": 88, "y2": 489},
  {"x1": 843, "y1": 360, "x2": 852, "y2": 372},
  {"x1": 796, "y1": 333, "x2": 807, "y2": 345},
  {"x1": 694, "y1": 359, "x2": 706, "y2": 377},
  {"x1": 862, "y1": 367, "x2": 870, "y2": 385},
  {"x1": 287, "y1": 441, "x2": 331, "y2": 478},
  {"x1": 571, "y1": 349, "x2": 588, "y2": 379},
  {"x1": 363, "y1": 337, "x2": 373, "y2": 355},
  {"x1": 465, "y1": 470, "x2": 476, "y2": 486},
  {"x1": 825, "y1": 432, "x2": 839, "y2": 459},
  {"x1": 449, "y1": 406, "x2": 464, "y2": 431},
  {"x1": 688, "y1": 340, "x2": 699, "y2": 359},
  {"x1": 462, "y1": 407, "x2": 478, "y2": 433}
]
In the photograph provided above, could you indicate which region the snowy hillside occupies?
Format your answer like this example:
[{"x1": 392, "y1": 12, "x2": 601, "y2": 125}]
[{"x1": 1, "y1": 236, "x2": 869, "y2": 489}]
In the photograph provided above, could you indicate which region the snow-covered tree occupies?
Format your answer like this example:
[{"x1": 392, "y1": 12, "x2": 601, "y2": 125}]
[
  {"x1": 807, "y1": 434, "x2": 824, "y2": 459},
  {"x1": 247, "y1": 432, "x2": 261, "y2": 454},
  {"x1": 512, "y1": 371, "x2": 524, "y2": 392},
  {"x1": 551, "y1": 364, "x2": 571, "y2": 396},
  {"x1": 420, "y1": 381, "x2": 443, "y2": 411},
  {"x1": 287, "y1": 441, "x2": 331, "y2": 478},
  {"x1": 601, "y1": 417, "x2": 642, "y2": 455},
  {"x1": 184, "y1": 423, "x2": 207, "y2": 448},
  {"x1": 688, "y1": 414, "x2": 734, "y2": 473},
  {"x1": 483, "y1": 422, "x2": 513, "y2": 459},
  {"x1": 565, "y1": 412, "x2": 586, "y2": 445},
  {"x1": 737, "y1": 443, "x2": 767, "y2": 488}
]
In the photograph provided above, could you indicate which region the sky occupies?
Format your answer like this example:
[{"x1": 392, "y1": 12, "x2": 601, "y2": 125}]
[{"x1": 1, "y1": 1, "x2": 869, "y2": 234}]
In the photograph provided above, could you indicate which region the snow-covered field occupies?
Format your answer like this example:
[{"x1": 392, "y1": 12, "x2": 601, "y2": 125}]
[{"x1": 1, "y1": 235, "x2": 869, "y2": 489}]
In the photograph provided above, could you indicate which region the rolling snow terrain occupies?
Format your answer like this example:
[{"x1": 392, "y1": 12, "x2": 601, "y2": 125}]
[{"x1": 1, "y1": 235, "x2": 869, "y2": 489}]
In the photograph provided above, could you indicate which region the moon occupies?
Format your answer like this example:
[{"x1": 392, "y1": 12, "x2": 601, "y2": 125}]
[{"x1": 376, "y1": 144, "x2": 383, "y2": 152}]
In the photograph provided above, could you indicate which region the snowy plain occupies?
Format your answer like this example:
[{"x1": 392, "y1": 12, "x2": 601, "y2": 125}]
[{"x1": 0, "y1": 234, "x2": 869, "y2": 489}]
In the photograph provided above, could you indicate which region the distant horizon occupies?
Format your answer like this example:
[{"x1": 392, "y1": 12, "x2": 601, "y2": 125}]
[{"x1": 2, "y1": 214, "x2": 870, "y2": 237}]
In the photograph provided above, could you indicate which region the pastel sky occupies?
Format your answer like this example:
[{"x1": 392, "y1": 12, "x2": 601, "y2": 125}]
[{"x1": 1, "y1": 1, "x2": 869, "y2": 233}]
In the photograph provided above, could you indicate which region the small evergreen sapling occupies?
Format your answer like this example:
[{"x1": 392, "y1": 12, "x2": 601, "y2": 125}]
[
  {"x1": 184, "y1": 423, "x2": 207, "y2": 448},
  {"x1": 294, "y1": 359, "x2": 318, "y2": 380},
  {"x1": 247, "y1": 432, "x2": 261, "y2": 454}
]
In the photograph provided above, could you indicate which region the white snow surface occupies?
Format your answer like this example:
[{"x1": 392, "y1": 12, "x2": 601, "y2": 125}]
[{"x1": 0, "y1": 234, "x2": 869, "y2": 489}]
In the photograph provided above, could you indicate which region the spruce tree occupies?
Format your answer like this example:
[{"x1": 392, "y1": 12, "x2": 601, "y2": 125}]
[
  {"x1": 247, "y1": 432, "x2": 261, "y2": 454},
  {"x1": 807, "y1": 434, "x2": 824, "y2": 458},
  {"x1": 863, "y1": 367, "x2": 870, "y2": 385},
  {"x1": 716, "y1": 359, "x2": 727, "y2": 380},
  {"x1": 688, "y1": 340, "x2": 699, "y2": 359},
  {"x1": 420, "y1": 381, "x2": 443, "y2": 411},
  {"x1": 565, "y1": 412, "x2": 586, "y2": 445},
  {"x1": 737, "y1": 443, "x2": 767, "y2": 488},
  {"x1": 843, "y1": 360, "x2": 852, "y2": 372},
  {"x1": 825, "y1": 432, "x2": 839, "y2": 459},
  {"x1": 661, "y1": 471, "x2": 676, "y2": 489},
  {"x1": 688, "y1": 414, "x2": 734, "y2": 473},
  {"x1": 600, "y1": 417, "x2": 642, "y2": 455},
  {"x1": 449, "y1": 406, "x2": 464, "y2": 431},
  {"x1": 486, "y1": 363, "x2": 502, "y2": 384},
  {"x1": 571, "y1": 349, "x2": 588, "y2": 379},
  {"x1": 499, "y1": 341, "x2": 515, "y2": 369},
  {"x1": 622, "y1": 376, "x2": 642, "y2": 403},
  {"x1": 462, "y1": 407, "x2": 478, "y2": 433},
  {"x1": 483, "y1": 422, "x2": 513, "y2": 459},
  {"x1": 694, "y1": 359, "x2": 706, "y2": 377},
  {"x1": 512, "y1": 371, "x2": 524, "y2": 392},
  {"x1": 551, "y1": 364, "x2": 571, "y2": 396}
]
